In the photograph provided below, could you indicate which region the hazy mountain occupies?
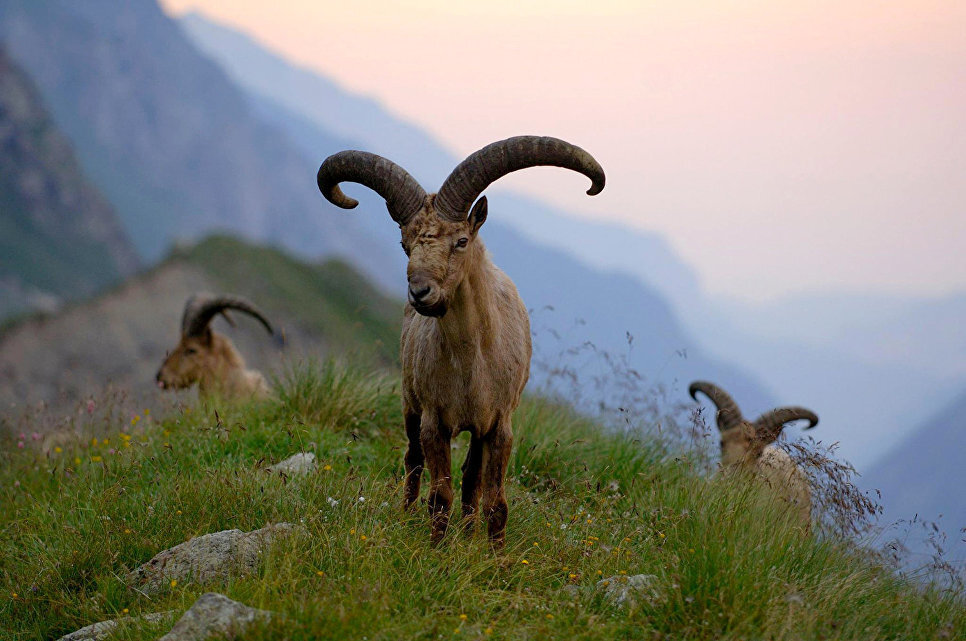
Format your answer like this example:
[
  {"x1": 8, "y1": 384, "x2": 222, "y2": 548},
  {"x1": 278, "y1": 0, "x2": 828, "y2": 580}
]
[
  {"x1": 863, "y1": 390, "x2": 966, "y2": 561},
  {"x1": 179, "y1": 11, "x2": 706, "y2": 309},
  {"x1": 0, "y1": 45, "x2": 138, "y2": 320},
  {"x1": 0, "y1": 235, "x2": 400, "y2": 416},
  {"x1": 0, "y1": 0, "x2": 385, "y2": 271}
]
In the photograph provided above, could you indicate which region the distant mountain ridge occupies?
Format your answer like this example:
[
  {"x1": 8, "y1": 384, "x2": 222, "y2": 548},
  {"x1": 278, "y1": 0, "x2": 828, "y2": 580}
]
[
  {"x1": 0, "y1": 44, "x2": 138, "y2": 320},
  {"x1": 864, "y1": 390, "x2": 966, "y2": 561}
]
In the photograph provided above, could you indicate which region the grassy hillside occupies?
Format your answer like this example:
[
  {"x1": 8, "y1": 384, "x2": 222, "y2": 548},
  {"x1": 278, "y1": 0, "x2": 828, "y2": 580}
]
[
  {"x1": 172, "y1": 235, "x2": 401, "y2": 365},
  {"x1": 1, "y1": 362, "x2": 962, "y2": 640},
  {"x1": 0, "y1": 234, "x2": 401, "y2": 419}
]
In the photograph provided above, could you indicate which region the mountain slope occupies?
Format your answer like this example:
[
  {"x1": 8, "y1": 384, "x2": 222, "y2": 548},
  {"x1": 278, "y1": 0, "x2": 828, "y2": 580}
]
[
  {"x1": 3, "y1": 362, "x2": 965, "y2": 639},
  {"x1": 0, "y1": 45, "x2": 138, "y2": 319},
  {"x1": 864, "y1": 391, "x2": 966, "y2": 560},
  {"x1": 0, "y1": 235, "x2": 400, "y2": 414},
  {"x1": 0, "y1": 0, "x2": 384, "y2": 271}
]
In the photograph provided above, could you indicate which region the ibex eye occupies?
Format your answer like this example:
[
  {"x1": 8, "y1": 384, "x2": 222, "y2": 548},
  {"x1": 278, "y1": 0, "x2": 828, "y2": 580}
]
[{"x1": 456, "y1": 238, "x2": 468, "y2": 248}]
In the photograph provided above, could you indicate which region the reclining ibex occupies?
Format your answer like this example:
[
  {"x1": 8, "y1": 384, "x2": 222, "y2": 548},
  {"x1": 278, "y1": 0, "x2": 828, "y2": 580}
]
[
  {"x1": 156, "y1": 294, "x2": 275, "y2": 399},
  {"x1": 689, "y1": 381, "x2": 818, "y2": 527},
  {"x1": 317, "y1": 136, "x2": 605, "y2": 544}
]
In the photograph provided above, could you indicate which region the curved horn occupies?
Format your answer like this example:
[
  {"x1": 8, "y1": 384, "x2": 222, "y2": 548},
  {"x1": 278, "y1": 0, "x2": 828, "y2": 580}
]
[
  {"x1": 754, "y1": 407, "x2": 819, "y2": 438},
  {"x1": 317, "y1": 151, "x2": 427, "y2": 224},
  {"x1": 435, "y1": 135, "x2": 605, "y2": 221},
  {"x1": 688, "y1": 381, "x2": 743, "y2": 431},
  {"x1": 182, "y1": 294, "x2": 274, "y2": 338}
]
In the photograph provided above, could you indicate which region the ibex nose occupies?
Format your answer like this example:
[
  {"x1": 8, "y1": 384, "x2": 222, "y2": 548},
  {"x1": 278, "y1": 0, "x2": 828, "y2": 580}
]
[{"x1": 408, "y1": 280, "x2": 432, "y2": 303}]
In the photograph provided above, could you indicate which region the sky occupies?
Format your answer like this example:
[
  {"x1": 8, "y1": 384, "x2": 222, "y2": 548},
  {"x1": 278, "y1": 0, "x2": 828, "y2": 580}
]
[{"x1": 160, "y1": 0, "x2": 966, "y2": 302}]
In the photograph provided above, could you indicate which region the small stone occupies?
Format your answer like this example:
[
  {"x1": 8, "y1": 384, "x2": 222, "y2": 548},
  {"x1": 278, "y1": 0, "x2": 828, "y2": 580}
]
[
  {"x1": 126, "y1": 524, "x2": 298, "y2": 595},
  {"x1": 266, "y1": 452, "x2": 316, "y2": 477},
  {"x1": 596, "y1": 574, "x2": 660, "y2": 609},
  {"x1": 158, "y1": 593, "x2": 271, "y2": 641},
  {"x1": 55, "y1": 612, "x2": 172, "y2": 641}
]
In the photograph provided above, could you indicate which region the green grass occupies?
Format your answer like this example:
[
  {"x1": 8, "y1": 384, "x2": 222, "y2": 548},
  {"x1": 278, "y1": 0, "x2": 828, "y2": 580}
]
[{"x1": 0, "y1": 361, "x2": 962, "y2": 640}]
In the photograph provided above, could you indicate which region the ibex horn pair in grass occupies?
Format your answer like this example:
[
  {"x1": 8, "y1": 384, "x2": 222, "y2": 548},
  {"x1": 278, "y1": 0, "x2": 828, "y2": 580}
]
[
  {"x1": 318, "y1": 136, "x2": 605, "y2": 545},
  {"x1": 690, "y1": 381, "x2": 819, "y2": 529},
  {"x1": 156, "y1": 294, "x2": 277, "y2": 400}
]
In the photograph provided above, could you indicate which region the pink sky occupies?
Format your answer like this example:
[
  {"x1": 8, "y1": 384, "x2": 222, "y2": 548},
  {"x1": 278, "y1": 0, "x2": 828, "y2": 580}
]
[{"x1": 161, "y1": 0, "x2": 966, "y2": 301}]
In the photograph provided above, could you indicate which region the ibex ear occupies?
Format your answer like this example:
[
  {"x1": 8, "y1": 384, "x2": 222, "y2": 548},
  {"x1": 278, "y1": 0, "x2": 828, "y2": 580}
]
[{"x1": 468, "y1": 196, "x2": 487, "y2": 235}]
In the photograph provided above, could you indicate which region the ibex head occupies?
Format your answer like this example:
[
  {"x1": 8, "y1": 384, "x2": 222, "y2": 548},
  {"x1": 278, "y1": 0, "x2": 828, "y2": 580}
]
[
  {"x1": 317, "y1": 136, "x2": 605, "y2": 317},
  {"x1": 689, "y1": 381, "x2": 818, "y2": 467},
  {"x1": 156, "y1": 294, "x2": 274, "y2": 390}
]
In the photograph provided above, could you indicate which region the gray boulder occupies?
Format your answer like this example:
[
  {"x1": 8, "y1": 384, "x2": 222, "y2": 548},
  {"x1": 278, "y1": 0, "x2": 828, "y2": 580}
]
[
  {"x1": 596, "y1": 574, "x2": 660, "y2": 609},
  {"x1": 126, "y1": 523, "x2": 297, "y2": 595},
  {"x1": 158, "y1": 592, "x2": 271, "y2": 641}
]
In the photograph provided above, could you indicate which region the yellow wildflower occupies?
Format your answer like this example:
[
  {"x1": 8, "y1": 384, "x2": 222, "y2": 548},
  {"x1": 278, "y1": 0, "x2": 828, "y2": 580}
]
[
  {"x1": 124, "y1": 529, "x2": 132, "y2": 534},
  {"x1": 91, "y1": 456, "x2": 102, "y2": 462},
  {"x1": 74, "y1": 457, "x2": 81, "y2": 465},
  {"x1": 316, "y1": 570, "x2": 324, "y2": 576},
  {"x1": 350, "y1": 528, "x2": 356, "y2": 535},
  {"x1": 103, "y1": 438, "x2": 109, "y2": 445},
  {"x1": 54, "y1": 446, "x2": 62, "y2": 453},
  {"x1": 170, "y1": 580, "x2": 177, "y2": 588},
  {"x1": 459, "y1": 614, "x2": 467, "y2": 621},
  {"x1": 360, "y1": 534, "x2": 367, "y2": 541},
  {"x1": 122, "y1": 608, "x2": 129, "y2": 614},
  {"x1": 92, "y1": 438, "x2": 98, "y2": 446},
  {"x1": 485, "y1": 628, "x2": 493, "y2": 635},
  {"x1": 521, "y1": 559, "x2": 529, "y2": 565},
  {"x1": 569, "y1": 573, "x2": 577, "y2": 579},
  {"x1": 323, "y1": 464, "x2": 332, "y2": 471},
  {"x1": 546, "y1": 614, "x2": 554, "y2": 620}
]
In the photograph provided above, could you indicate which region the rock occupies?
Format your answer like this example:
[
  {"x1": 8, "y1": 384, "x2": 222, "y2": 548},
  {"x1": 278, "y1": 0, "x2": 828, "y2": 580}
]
[
  {"x1": 595, "y1": 574, "x2": 660, "y2": 609},
  {"x1": 158, "y1": 593, "x2": 271, "y2": 641},
  {"x1": 126, "y1": 523, "x2": 297, "y2": 595},
  {"x1": 266, "y1": 452, "x2": 316, "y2": 478},
  {"x1": 55, "y1": 612, "x2": 172, "y2": 641}
]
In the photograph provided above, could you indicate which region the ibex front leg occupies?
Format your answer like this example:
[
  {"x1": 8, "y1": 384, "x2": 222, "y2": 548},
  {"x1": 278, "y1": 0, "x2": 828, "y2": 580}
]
[
  {"x1": 481, "y1": 419, "x2": 513, "y2": 547},
  {"x1": 420, "y1": 412, "x2": 453, "y2": 544},
  {"x1": 402, "y1": 408, "x2": 423, "y2": 511}
]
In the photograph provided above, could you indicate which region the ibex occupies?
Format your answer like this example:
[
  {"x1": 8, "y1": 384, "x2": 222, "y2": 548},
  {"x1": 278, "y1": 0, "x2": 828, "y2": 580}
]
[
  {"x1": 156, "y1": 294, "x2": 275, "y2": 400},
  {"x1": 317, "y1": 136, "x2": 605, "y2": 544},
  {"x1": 689, "y1": 381, "x2": 818, "y2": 527}
]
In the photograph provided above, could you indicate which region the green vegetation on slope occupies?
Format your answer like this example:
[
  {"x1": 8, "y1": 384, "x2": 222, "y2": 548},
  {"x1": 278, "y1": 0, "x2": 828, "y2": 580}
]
[
  {"x1": 172, "y1": 235, "x2": 402, "y2": 365},
  {"x1": 1, "y1": 361, "x2": 962, "y2": 640}
]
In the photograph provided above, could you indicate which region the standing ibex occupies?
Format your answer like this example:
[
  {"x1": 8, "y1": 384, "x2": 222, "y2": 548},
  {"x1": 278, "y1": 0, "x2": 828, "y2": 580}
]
[
  {"x1": 156, "y1": 294, "x2": 276, "y2": 400},
  {"x1": 317, "y1": 136, "x2": 605, "y2": 544},
  {"x1": 689, "y1": 381, "x2": 818, "y2": 527}
]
